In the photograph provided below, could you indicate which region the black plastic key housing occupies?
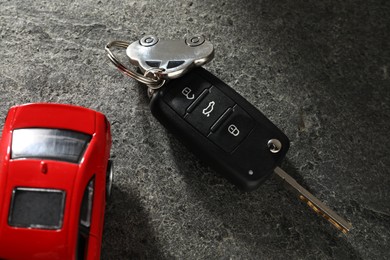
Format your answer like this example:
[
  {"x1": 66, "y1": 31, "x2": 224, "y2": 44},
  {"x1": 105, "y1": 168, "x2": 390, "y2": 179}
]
[{"x1": 150, "y1": 67, "x2": 290, "y2": 191}]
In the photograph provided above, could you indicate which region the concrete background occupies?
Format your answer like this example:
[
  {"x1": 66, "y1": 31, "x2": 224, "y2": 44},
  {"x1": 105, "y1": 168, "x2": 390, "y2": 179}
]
[{"x1": 1, "y1": 0, "x2": 389, "y2": 259}]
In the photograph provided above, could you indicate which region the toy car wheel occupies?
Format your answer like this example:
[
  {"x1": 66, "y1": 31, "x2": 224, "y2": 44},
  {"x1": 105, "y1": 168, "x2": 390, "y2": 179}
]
[{"x1": 106, "y1": 160, "x2": 113, "y2": 200}]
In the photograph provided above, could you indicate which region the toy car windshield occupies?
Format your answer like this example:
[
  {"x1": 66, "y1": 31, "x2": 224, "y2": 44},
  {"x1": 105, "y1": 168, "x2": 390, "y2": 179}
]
[{"x1": 11, "y1": 128, "x2": 91, "y2": 163}]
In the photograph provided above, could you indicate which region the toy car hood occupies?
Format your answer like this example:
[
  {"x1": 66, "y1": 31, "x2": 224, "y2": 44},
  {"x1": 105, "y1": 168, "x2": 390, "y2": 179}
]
[{"x1": 10, "y1": 103, "x2": 96, "y2": 135}]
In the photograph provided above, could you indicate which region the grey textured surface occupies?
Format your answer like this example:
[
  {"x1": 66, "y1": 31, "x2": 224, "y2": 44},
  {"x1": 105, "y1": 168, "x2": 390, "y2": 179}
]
[{"x1": 1, "y1": 0, "x2": 390, "y2": 259}]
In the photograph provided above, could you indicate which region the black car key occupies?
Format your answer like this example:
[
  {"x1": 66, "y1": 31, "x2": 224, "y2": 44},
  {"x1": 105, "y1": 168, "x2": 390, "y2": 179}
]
[
  {"x1": 150, "y1": 67, "x2": 352, "y2": 233},
  {"x1": 105, "y1": 37, "x2": 352, "y2": 233},
  {"x1": 151, "y1": 67, "x2": 289, "y2": 190}
]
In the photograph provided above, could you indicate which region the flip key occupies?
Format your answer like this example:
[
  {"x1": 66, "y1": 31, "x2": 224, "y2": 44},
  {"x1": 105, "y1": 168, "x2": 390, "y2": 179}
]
[
  {"x1": 150, "y1": 67, "x2": 352, "y2": 234},
  {"x1": 105, "y1": 37, "x2": 352, "y2": 233}
]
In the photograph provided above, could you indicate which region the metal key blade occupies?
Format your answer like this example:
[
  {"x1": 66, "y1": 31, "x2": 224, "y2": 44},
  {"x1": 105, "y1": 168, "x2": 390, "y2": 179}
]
[{"x1": 274, "y1": 167, "x2": 352, "y2": 233}]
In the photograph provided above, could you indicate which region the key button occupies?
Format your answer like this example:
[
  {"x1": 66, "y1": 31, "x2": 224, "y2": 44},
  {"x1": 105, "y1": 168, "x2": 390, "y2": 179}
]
[
  {"x1": 164, "y1": 73, "x2": 211, "y2": 116},
  {"x1": 185, "y1": 86, "x2": 235, "y2": 135},
  {"x1": 209, "y1": 105, "x2": 255, "y2": 152}
]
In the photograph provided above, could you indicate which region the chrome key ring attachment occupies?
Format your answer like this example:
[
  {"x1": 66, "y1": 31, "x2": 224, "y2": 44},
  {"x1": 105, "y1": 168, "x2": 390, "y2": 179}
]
[{"x1": 105, "y1": 41, "x2": 165, "y2": 88}]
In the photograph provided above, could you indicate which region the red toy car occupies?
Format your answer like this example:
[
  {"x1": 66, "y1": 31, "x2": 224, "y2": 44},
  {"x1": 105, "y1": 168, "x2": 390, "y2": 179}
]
[{"x1": 0, "y1": 103, "x2": 113, "y2": 259}]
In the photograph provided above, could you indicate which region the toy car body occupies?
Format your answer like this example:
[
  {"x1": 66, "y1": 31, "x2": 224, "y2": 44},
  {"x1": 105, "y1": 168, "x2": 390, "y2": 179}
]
[{"x1": 0, "y1": 103, "x2": 113, "y2": 259}]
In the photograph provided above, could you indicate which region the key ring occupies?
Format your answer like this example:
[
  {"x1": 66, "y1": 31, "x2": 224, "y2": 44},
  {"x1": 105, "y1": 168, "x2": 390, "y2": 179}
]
[
  {"x1": 105, "y1": 41, "x2": 164, "y2": 87},
  {"x1": 143, "y1": 68, "x2": 166, "y2": 90}
]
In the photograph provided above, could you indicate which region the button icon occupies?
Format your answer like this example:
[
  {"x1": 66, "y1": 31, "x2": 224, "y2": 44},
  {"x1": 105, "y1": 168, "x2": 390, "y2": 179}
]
[
  {"x1": 202, "y1": 101, "x2": 215, "y2": 117},
  {"x1": 228, "y1": 124, "x2": 240, "y2": 136},
  {"x1": 182, "y1": 87, "x2": 195, "y2": 100}
]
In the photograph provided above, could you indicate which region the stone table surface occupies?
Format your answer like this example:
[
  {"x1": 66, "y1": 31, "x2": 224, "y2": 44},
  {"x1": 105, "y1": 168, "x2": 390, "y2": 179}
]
[{"x1": 1, "y1": 0, "x2": 389, "y2": 259}]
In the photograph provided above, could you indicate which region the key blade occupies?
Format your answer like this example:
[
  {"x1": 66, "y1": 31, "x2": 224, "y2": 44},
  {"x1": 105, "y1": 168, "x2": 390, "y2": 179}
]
[{"x1": 274, "y1": 167, "x2": 352, "y2": 233}]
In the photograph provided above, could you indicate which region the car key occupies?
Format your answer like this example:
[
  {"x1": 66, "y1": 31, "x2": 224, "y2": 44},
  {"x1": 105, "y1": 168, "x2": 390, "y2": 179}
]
[
  {"x1": 149, "y1": 67, "x2": 352, "y2": 233},
  {"x1": 105, "y1": 37, "x2": 352, "y2": 233}
]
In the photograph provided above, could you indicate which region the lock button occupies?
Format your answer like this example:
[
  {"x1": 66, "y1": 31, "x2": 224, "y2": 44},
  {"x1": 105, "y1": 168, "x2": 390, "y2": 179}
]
[{"x1": 209, "y1": 105, "x2": 255, "y2": 152}]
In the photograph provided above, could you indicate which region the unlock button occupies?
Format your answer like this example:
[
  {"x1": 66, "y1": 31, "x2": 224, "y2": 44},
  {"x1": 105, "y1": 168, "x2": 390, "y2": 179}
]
[
  {"x1": 209, "y1": 105, "x2": 255, "y2": 152},
  {"x1": 164, "y1": 71, "x2": 211, "y2": 116}
]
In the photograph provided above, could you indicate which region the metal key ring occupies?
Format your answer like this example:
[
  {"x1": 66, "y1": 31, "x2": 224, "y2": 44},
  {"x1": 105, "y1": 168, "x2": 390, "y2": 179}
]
[
  {"x1": 143, "y1": 68, "x2": 167, "y2": 90},
  {"x1": 105, "y1": 40, "x2": 163, "y2": 86}
]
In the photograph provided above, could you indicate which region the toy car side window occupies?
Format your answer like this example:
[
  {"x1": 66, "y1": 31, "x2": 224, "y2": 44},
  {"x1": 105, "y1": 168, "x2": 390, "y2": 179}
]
[
  {"x1": 11, "y1": 128, "x2": 91, "y2": 163},
  {"x1": 76, "y1": 178, "x2": 94, "y2": 260},
  {"x1": 80, "y1": 178, "x2": 94, "y2": 228}
]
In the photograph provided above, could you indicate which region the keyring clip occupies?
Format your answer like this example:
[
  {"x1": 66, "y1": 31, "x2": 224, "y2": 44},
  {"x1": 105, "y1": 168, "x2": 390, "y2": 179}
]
[
  {"x1": 105, "y1": 41, "x2": 164, "y2": 87},
  {"x1": 143, "y1": 68, "x2": 166, "y2": 90}
]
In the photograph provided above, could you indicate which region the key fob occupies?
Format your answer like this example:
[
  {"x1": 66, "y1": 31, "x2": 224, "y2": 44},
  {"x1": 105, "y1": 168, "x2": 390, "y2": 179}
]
[
  {"x1": 150, "y1": 67, "x2": 290, "y2": 191},
  {"x1": 127, "y1": 35, "x2": 214, "y2": 79}
]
